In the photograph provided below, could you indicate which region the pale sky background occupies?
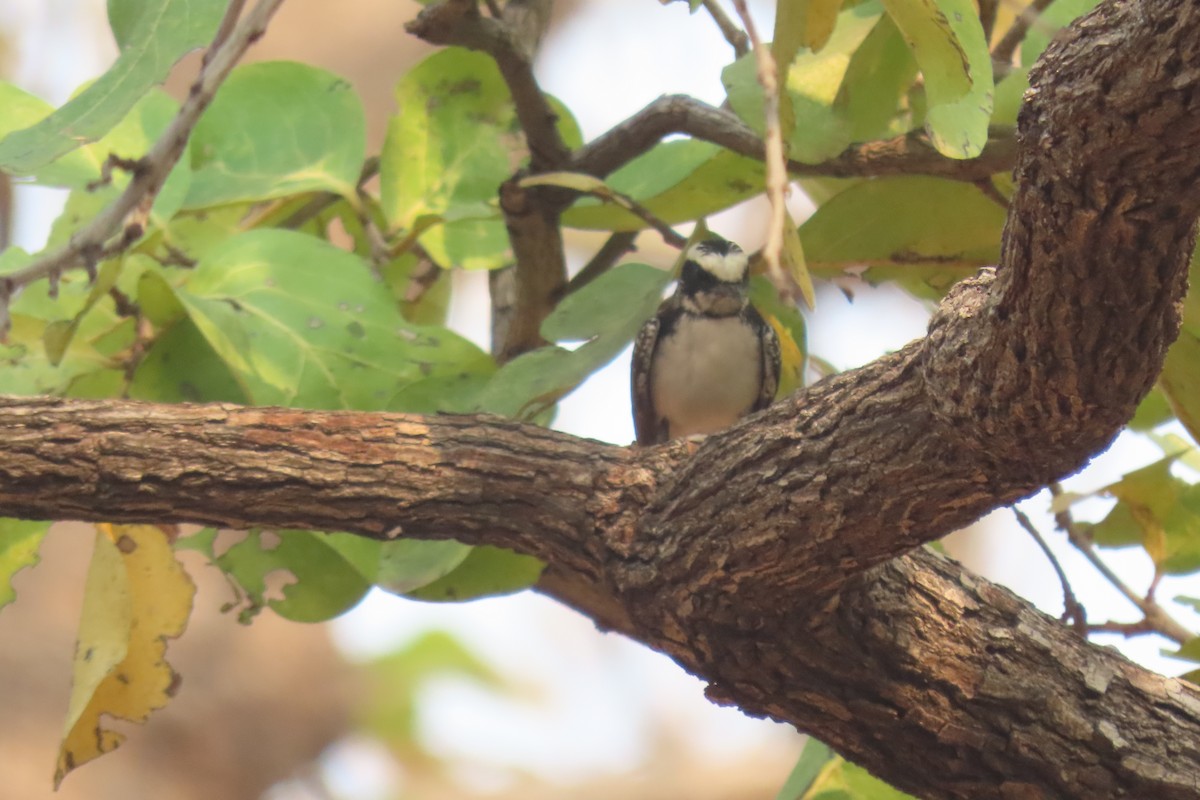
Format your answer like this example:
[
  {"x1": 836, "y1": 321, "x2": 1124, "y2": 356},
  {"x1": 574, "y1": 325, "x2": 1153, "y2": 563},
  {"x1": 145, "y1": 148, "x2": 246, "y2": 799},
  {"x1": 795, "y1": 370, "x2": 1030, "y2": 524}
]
[{"x1": 4, "y1": 1, "x2": 1200, "y2": 797}]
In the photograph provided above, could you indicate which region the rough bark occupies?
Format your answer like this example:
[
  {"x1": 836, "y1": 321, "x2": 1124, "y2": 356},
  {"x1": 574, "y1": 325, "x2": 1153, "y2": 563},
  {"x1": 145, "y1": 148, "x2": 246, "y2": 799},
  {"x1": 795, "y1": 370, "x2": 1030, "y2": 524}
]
[{"x1": 3, "y1": 0, "x2": 1200, "y2": 798}]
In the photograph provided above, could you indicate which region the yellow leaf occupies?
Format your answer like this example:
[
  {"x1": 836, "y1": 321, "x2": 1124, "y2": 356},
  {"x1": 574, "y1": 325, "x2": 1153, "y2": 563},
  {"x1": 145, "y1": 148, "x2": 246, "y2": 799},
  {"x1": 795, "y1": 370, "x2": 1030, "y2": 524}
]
[
  {"x1": 517, "y1": 171, "x2": 610, "y2": 194},
  {"x1": 56, "y1": 524, "x2": 195, "y2": 787},
  {"x1": 765, "y1": 312, "x2": 805, "y2": 398},
  {"x1": 783, "y1": 213, "x2": 816, "y2": 311}
]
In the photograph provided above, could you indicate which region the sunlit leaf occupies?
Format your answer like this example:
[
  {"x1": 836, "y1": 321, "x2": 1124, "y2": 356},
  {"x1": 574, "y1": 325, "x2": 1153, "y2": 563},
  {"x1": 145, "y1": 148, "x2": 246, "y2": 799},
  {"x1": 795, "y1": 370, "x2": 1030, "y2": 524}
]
[
  {"x1": 1086, "y1": 458, "x2": 1200, "y2": 575},
  {"x1": 174, "y1": 229, "x2": 491, "y2": 410},
  {"x1": 380, "y1": 48, "x2": 516, "y2": 267},
  {"x1": 882, "y1": 0, "x2": 993, "y2": 158},
  {"x1": 725, "y1": 4, "x2": 882, "y2": 164},
  {"x1": 0, "y1": 0, "x2": 225, "y2": 173},
  {"x1": 0, "y1": 81, "x2": 98, "y2": 185},
  {"x1": 185, "y1": 61, "x2": 366, "y2": 208}
]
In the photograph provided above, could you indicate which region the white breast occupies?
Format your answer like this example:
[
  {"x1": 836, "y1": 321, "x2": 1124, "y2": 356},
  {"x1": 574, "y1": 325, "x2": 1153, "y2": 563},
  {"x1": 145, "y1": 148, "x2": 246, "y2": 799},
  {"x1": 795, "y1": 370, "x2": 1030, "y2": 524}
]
[{"x1": 651, "y1": 315, "x2": 762, "y2": 439}]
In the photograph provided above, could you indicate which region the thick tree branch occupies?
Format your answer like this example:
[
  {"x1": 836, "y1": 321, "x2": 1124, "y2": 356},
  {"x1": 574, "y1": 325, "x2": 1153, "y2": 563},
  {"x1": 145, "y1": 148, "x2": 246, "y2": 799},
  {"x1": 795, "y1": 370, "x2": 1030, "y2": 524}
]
[
  {"x1": 3, "y1": 0, "x2": 1200, "y2": 796},
  {"x1": 569, "y1": 95, "x2": 1018, "y2": 185}
]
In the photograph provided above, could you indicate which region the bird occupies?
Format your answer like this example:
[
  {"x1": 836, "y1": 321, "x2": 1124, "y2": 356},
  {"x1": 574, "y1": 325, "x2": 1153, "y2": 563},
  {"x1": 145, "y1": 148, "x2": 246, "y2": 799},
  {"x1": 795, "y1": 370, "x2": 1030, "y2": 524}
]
[{"x1": 631, "y1": 237, "x2": 781, "y2": 446}]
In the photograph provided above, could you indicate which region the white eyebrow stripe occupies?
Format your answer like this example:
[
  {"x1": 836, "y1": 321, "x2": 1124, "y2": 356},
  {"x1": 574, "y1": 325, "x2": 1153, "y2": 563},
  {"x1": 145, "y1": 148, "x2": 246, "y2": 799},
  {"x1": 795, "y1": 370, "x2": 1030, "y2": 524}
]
[{"x1": 688, "y1": 245, "x2": 748, "y2": 282}]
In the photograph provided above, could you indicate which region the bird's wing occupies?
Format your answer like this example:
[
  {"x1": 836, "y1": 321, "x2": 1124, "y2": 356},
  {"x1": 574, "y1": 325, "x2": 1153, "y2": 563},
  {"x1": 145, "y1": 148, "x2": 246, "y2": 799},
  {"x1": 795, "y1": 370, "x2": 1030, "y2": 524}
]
[
  {"x1": 631, "y1": 313, "x2": 665, "y2": 446},
  {"x1": 751, "y1": 306, "x2": 781, "y2": 412}
]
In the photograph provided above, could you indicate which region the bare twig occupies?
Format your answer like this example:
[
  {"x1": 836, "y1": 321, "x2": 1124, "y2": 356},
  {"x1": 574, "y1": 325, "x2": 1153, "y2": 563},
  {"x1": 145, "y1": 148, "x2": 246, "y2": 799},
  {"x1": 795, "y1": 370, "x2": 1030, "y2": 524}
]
[
  {"x1": 731, "y1": 1, "x2": 788, "y2": 292},
  {"x1": 563, "y1": 231, "x2": 638, "y2": 297},
  {"x1": 402, "y1": 249, "x2": 445, "y2": 310},
  {"x1": 569, "y1": 95, "x2": 1017, "y2": 188},
  {"x1": 1049, "y1": 483, "x2": 1194, "y2": 645},
  {"x1": 992, "y1": 0, "x2": 1057, "y2": 72},
  {"x1": 978, "y1": 0, "x2": 999, "y2": 43},
  {"x1": 0, "y1": 0, "x2": 286, "y2": 338},
  {"x1": 203, "y1": 0, "x2": 248, "y2": 66},
  {"x1": 1012, "y1": 506, "x2": 1087, "y2": 634},
  {"x1": 700, "y1": 0, "x2": 749, "y2": 57},
  {"x1": 1087, "y1": 619, "x2": 1164, "y2": 639}
]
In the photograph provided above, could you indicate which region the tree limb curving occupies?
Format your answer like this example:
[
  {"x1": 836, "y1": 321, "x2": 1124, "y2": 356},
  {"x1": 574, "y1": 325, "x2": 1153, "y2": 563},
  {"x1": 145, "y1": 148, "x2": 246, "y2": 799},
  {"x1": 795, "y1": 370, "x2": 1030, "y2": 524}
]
[{"x1": 3, "y1": 0, "x2": 1200, "y2": 797}]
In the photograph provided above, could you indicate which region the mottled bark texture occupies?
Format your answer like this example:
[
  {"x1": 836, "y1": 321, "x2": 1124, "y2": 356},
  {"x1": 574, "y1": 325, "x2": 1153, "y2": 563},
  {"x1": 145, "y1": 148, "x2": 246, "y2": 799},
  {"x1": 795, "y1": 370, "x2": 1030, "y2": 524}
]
[{"x1": 4, "y1": 0, "x2": 1200, "y2": 798}]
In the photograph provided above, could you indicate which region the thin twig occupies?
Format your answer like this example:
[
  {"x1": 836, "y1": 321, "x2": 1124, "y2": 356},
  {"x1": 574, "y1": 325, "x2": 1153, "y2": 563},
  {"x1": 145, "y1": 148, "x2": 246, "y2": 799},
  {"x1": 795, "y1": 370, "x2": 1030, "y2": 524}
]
[
  {"x1": 1049, "y1": 483, "x2": 1195, "y2": 645},
  {"x1": 978, "y1": 0, "x2": 999, "y2": 44},
  {"x1": 700, "y1": 0, "x2": 749, "y2": 57},
  {"x1": 1012, "y1": 506, "x2": 1087, "y2": 634},
  {"x1": 203, "y1": 0, "x2": 248, "y2": 66},
  {"x1": 0, "y1": 0, "x2": 286, "y2": 338},
  {"x1": 402, "y1": 248, "x2": 445, "y2": 310},
  {"x1": 992, "y1": 0, "x2": 1057, "y2": 72},
  {"x1": 563, "y1": 231, "x2": 638, "y2": 297},
  {"x1": 1087, "y1": 619, "x2": 1163, "y2": 639},
  {"x1": 730, "y1": 1, "x2": 787, "y2": 293},
  {"x1": 568, "y1": 95, "x2": 1017, "y2": 189}
]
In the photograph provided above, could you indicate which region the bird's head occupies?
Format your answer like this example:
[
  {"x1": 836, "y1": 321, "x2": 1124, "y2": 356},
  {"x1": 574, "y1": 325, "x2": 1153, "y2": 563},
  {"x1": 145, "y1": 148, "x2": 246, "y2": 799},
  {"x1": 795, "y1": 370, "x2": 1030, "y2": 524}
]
[{"x1": 678, "y1": 237, "x2": 749, "y2": 316}]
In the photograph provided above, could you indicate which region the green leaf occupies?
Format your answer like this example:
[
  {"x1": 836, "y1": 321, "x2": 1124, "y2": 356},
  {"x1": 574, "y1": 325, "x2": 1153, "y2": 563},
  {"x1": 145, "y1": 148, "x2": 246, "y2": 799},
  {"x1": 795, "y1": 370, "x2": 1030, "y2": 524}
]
[
  {"x1": 992, "y1": 68, "x2": 1029, "y2": 129},
  {"x1": 128, "y1": 318, "x2": 248, "y2": 404},
  {"x1": 1089, "y1": 458, "x2": 1200, "y2": 574},
  {"x1": 1, "y1": 245, "x2": 130, "y2": 396},
  {"x1": 779, "y1": 0, "x2": 845, "y2": 54},
  {"x1": 563, "y1": 140, "x2": 763, "y2": 231},
  {"x1": 882, "y1": 0, "x2": 993, "y2": 158},
  {"x1": 480, "y1": 263, "x2": 670, "y2": 417},
  {"x1": 0, "y1": 0, "x2": 226, "y2": 173},
  {"x1": 1131, "y1": 388, "x2": 1174, "y2": 431},
  {"x1": 837, "y1": 15, "x2": 920, "y2": 142},
  {"x1": 800, "y1": 176, "x2": 1005, "y2": 298},
  {"x1": 375, "y1": 540, "x2": 473, "y2": 595},
  {"x1": 805, "y1": 754, "x2": 919, "y2": 799},
  {"x1": 0, "y1": 82, "x2": 99, "y2": 185},
  {"x1": 217, "y1": 530, "x2": 378, "y2": 623},
  {"x1": 1160, "y1": 248, "x2": 1200, "y2": 443},
  {"x1": 724, "y1": 4, "x2": 882, "y2": 164},
  {"x1": 185, "y1": 61, "x2": 366, "y2": 208},
  {"x1": 380, "y1": 48, "x2": 516, "y2": 267},
  {"x1": 541, "y1": 262, "x2": 670, "y2": 342},
  {"x1": 174, "y1": 229, "x2": 491, "y2": 410},
  {"x1": 776, "y1": 739, "x2": 835, "y2": 800},
  {"x1": 404, "y1": 545, "x2": 544, "y2": 602},
  {"x1": 1020, "y1": 0, "x2": 1101, "y2": 68},
  {"x1": 0, "y1": 519, "x2": 49, "y2": 610}
]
